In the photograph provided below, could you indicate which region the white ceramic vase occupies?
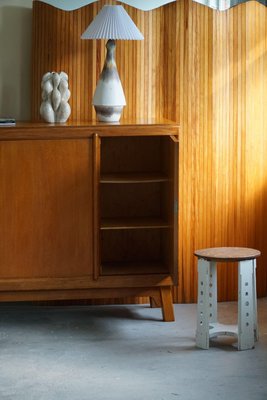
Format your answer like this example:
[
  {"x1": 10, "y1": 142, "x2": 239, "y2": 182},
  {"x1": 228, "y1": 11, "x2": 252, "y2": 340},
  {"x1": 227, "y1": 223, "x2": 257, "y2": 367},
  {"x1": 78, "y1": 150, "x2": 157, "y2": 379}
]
[{"x1": 40, "y1": 71, "x2": 71, "y2": 123}]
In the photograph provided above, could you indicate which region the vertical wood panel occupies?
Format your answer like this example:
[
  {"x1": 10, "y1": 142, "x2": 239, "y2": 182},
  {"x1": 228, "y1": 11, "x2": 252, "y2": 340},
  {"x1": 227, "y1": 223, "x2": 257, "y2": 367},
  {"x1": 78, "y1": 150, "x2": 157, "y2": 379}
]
[
  {"x1": 170, "y1": 0, "x2": 267, "y2": 302},
  {"x1": 32, "y1": 0, "x2": 267, "y2": 303}
]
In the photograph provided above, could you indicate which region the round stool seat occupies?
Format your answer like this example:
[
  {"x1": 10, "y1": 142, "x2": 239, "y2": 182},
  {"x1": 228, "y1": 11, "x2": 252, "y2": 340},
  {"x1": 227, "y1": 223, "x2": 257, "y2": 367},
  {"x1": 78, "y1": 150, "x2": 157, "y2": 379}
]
[{"x1": 194, "y1": 247, "x2": 261, "y2": 262}]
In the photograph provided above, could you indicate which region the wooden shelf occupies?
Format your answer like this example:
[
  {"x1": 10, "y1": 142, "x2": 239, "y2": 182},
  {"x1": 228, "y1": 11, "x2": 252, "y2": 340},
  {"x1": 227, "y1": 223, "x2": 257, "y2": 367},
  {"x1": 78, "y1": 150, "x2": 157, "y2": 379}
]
[
  {"x1": 100, "y1": 172, "x2": 169, "y2": 184},
  {"x1": 101, "y1": 218, "x2": 170, "y2": 230},
  {"x1": 101, "y1": 261, "x2": 168, "y2": 276}
]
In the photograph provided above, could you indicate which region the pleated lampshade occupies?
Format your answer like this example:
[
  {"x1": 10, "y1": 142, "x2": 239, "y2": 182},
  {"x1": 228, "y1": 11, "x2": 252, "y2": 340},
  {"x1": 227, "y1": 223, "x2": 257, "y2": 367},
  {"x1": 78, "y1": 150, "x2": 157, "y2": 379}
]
[{"x1": 81, "y1": 5, "x2": 144, "y2": 40}]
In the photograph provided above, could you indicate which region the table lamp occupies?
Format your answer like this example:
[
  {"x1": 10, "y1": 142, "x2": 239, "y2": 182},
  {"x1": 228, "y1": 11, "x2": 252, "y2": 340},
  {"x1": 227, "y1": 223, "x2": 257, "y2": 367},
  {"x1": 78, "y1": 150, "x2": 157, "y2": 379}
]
[{"x1": 81, "y1": 5, "x2": 144, "y2": 122}]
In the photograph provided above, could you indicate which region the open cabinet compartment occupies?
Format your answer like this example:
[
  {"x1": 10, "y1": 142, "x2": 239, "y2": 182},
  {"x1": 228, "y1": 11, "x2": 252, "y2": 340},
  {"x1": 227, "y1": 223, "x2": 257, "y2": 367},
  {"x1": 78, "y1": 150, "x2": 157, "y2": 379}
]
[{"x1": 99, "y1": 135, "x2": 177, "y2": 277}]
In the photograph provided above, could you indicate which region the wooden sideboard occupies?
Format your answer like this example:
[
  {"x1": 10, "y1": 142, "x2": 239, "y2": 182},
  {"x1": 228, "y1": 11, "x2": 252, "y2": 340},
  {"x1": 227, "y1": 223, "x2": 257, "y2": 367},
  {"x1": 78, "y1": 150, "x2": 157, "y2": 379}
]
[{"x1": 0, "y1": 119, "x2": 179, "y2": 321}]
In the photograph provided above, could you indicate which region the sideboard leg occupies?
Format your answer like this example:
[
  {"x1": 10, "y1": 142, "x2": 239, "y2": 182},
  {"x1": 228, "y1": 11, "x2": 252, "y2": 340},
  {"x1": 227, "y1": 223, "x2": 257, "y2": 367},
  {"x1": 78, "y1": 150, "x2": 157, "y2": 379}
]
[
  {"x1": 160, "y1": 286, "x2": 175, "y2": 321},
  {"x1": 150, "y1": 295, "x2": 162, "y2": 308}
]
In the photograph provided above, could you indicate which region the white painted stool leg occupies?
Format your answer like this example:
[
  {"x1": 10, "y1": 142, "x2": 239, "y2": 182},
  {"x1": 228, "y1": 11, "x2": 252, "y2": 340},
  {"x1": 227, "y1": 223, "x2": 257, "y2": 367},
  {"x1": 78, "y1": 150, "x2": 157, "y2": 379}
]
[
  {"x1": 196, "y1": 259, "x2": 210, "y2": 349},
  {"x1": 252, "y1": 259, "x2": 259, "y2": 341},
  {"x1": 209, "y1": 261, "x2": 217, "y2": 324},
  {"x1": 238, "y1": 260, "x2": 255, "y2": 350}
]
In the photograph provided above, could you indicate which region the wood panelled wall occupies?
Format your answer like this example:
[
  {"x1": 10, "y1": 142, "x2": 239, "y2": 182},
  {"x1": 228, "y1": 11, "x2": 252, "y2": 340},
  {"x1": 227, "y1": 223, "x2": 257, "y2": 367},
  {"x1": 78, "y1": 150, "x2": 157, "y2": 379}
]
[
  {"x1": 32, "y1": 0, "x2": 267, "y2": 303},
  {"x1": 32, "y1": 0, "x2": 166, "y2": 121}
]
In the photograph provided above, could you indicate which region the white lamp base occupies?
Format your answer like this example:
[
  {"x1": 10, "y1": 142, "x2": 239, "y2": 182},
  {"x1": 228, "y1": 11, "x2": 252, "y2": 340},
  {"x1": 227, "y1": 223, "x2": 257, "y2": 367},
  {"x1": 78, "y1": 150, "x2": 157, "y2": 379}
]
[
  {"x1": 94, "y1": 105, "x2": 124, "y2": 122},
  {"x1": 93, "y1": 39, "x2": 126, "y2": 123}
]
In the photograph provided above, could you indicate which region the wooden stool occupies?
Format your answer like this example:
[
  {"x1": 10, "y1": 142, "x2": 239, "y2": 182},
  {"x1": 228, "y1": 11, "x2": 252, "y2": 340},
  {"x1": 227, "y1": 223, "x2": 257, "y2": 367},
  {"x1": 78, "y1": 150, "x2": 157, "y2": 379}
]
[{"x1": 194, "y1": 247, "x2": 261, "y2": 350}]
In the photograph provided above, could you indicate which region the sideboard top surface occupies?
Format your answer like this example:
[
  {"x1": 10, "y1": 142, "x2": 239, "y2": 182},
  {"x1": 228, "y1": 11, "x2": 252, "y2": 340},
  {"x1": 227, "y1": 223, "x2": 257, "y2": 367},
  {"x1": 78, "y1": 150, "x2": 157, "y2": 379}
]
[{"x1": 0, "y1": 119, "x2": 179, "y2": 141}]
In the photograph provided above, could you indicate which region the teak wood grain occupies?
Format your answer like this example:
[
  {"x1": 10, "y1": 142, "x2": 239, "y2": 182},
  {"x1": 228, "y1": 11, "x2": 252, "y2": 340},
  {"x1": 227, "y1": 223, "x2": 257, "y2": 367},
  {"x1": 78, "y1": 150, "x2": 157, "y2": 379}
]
[
  {"x1": 0, "y1": 120, "x2": 179, "y2": 140},
  {"x1": 31, "y1": 0, "x2": 267, "y2": 302},
  {"x1": 0, "y1": 139, "x2": 93, "y2": 279}
]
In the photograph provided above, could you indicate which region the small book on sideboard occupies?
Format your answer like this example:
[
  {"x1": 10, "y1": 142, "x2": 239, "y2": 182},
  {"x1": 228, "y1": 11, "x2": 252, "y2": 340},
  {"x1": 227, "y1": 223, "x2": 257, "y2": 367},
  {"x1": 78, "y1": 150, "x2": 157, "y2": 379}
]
[{"x1": 0, "y1": 118, "x2": 16, "y2": 126}]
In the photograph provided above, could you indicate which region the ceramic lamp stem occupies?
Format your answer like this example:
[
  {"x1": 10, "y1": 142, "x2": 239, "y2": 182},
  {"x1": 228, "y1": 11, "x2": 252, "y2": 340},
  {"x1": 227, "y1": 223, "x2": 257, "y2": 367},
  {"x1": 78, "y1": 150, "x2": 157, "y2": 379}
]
[{"x1": 93, "y1": 39, "x2": 126, "y2": 122}]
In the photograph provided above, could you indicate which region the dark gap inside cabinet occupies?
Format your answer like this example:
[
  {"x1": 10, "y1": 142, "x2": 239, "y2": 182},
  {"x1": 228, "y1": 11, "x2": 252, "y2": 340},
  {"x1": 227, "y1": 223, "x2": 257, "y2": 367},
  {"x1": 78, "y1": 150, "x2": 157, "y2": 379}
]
[{"x1": 100, "y1": 136, "x2": 174, "y2": 276}]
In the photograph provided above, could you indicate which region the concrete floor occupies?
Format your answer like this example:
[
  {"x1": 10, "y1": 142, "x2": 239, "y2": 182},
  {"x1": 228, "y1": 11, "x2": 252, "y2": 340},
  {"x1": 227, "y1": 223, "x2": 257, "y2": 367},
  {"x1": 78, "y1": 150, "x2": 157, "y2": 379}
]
[{"x1": 0, "y1": 298, "x2": 266, "y2": 400}]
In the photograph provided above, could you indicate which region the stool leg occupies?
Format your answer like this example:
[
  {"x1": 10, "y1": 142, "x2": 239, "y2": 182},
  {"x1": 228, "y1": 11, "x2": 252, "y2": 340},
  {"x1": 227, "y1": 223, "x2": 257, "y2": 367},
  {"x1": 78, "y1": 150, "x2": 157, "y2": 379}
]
[
  {"x1": 252, "y1": 259, "x2": 259, "y2": 341},
  {"x1": 209, "y1": 261, "x2": 217, "y2": 324},
  {"x1": 196, "y1": 259, "x2": 211, "y2": 349},
  {"x1": 238, "y1": 260, "x2": 255, "y2": 350}
]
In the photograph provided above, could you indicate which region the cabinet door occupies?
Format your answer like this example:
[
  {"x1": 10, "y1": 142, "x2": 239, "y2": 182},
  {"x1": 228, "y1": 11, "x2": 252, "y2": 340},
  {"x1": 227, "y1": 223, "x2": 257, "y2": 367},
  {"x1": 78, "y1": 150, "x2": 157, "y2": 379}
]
[{"x1": 0, "y1": 139, "x2": 93, "y2": 287}]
